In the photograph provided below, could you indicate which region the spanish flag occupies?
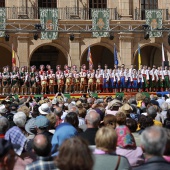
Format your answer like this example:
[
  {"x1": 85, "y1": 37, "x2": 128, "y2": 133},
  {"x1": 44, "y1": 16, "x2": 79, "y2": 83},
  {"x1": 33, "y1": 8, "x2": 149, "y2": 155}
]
[
  {"x1": 12, "y1": 44, "x2": 16, "y2": 67},
  {"x1": 138, "y1": 44, "x2": 141, "y2": 69},
  {"x1": 87, "y1": 46, "x2": 93, "y2": 65}
]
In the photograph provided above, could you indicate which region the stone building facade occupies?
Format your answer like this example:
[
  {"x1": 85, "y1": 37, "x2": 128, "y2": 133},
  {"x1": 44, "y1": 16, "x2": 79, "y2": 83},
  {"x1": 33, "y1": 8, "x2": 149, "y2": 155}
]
[{"x1": 0, "y1": 0, "x2": 170, "y2": 71}]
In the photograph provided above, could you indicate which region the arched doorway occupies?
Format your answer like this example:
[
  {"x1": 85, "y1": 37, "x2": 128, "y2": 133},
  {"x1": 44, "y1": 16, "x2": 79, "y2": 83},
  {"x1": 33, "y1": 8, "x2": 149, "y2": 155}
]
[
  {"x1": 134, "y1": 45, "x2": 163, "y2": 68},
  {"x1": 30, "y1": 45, "x2": 67, "y2": 71},
  {"x1": 81, "y1": 45, "x2": 114, "y2": 69},
  {"x1": 0, "y1": 46, "x2": 12, "y2": 71}
]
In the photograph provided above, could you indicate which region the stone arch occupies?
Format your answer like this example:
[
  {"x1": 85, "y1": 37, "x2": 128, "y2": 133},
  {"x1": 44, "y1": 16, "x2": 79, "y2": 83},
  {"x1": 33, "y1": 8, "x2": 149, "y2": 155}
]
[
  {"x1": 133, "y1": 43, "x2": 168, "y2": 68},
  {"x1": 30, "y1": 42, "x2": 70, "y2": 66},
  {"x1": 30, "y1": 43, "x2": 69, "y2": 71},
  {"x1": 0, "y1": 43, "x2": 13, "y2": 71},
  {"x1": 80, "y1": 42, "x2": 116, "y2": 69}
]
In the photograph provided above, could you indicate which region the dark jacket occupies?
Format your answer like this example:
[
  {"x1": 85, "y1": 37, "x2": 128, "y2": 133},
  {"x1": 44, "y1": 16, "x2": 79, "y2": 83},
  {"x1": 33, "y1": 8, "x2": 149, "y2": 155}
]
[
  {"x1": 79, "y1": 128, "x2": 98, "y2": 145},
  {"x1": 133, "y1": 156, "x2": 170, "y2": 170}
]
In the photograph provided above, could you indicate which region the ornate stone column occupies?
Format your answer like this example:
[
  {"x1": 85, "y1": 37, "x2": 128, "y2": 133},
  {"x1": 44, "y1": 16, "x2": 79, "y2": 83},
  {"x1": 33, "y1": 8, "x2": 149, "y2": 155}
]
[
  {"x1": 17, "y1": 33, "x2": 30, "y2": 67},
  {"x1": 119, "y1": 32, "x2": 134, "y2": 68},
  {"x1": 69, "y1": 33, "x2": 81, "y2": 68}
]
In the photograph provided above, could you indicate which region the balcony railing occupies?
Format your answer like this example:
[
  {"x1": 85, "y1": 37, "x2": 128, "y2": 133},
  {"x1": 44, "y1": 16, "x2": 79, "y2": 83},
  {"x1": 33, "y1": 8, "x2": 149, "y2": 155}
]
[
  {"x1": 134, "y1": 8, "x2": 169, "y2": 20},
  {"x1": 6, "y1": 6, "x2": 119, "y2": 20}
]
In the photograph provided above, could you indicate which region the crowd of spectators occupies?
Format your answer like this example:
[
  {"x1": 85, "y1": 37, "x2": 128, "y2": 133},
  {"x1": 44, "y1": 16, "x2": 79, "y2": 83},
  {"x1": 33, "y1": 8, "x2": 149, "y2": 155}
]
[{"x1": 0, "y1": 92, "x2": 170, "y2": 170}]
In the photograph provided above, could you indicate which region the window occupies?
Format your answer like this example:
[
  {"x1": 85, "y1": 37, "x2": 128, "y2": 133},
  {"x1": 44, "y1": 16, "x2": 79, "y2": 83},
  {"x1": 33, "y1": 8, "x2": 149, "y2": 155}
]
[
  {"x1": 141, "y1": 0, "x2": 158, "y2": 10},
  {"x1": 89, "y1": 0, "x2": 107, "y2": 9},
  {"x1": 0, "y1": 0, "x2": 5, "y2": 7},
  {"x1": 141, "y1": 0, "x2": 158, "y2": 19},
  {"x1": 38, "y1": 0, "x2": 57, "y2": 8}
]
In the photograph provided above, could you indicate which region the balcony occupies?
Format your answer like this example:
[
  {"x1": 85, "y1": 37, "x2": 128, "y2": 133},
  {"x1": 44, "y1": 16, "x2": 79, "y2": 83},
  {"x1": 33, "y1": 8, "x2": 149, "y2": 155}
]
[
  {"x1": 134, "y1": 8, "x2": 169, "y2": 20},
  {"x1": 6, "y1": 6, "x2": 119, "y2": 20}
]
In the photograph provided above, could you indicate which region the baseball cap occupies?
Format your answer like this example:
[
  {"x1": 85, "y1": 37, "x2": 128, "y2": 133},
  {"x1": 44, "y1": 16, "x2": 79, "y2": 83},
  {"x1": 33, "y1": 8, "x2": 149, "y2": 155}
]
[{"x1": 35, "y1": 115, "x2": 49, "y2": 128}]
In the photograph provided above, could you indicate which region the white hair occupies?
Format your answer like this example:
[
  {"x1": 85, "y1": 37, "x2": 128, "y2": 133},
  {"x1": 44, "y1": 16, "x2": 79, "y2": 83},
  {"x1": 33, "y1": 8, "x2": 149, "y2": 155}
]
[
  {"x1": 161, "y1": 102, "x2": 168, "y2": 111},
  {"x1": 0, "y1": 116, "x2": 9, "y2": 133},
  {"x1": 140, "y1": 126, "x2": 167, "y2": 156},
  {"x1": 13, "y1": 112, "x2": 27, "y2": 127}
]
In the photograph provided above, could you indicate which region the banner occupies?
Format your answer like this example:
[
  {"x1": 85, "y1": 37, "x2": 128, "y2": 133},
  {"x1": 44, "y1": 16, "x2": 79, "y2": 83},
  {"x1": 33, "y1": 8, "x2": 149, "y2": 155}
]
[
  {"x1": 0, "y1": 8, "x2": 6, "y2": 37},
  {"x1": 40, "y1": 8, "x2": 58, "y2": 40},
  {"x1": 92, "y1": 9, "x2": 110, "y2": 37},
  {"x1": 145, "y1": 9, "x2": 163, "y2": 38}
]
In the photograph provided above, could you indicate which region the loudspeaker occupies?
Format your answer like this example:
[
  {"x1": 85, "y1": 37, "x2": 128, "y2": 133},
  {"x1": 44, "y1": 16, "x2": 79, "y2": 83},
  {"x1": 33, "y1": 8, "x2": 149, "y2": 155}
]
[{"x1": 163, "y1": 61, "x2": 169, "y2": 68}]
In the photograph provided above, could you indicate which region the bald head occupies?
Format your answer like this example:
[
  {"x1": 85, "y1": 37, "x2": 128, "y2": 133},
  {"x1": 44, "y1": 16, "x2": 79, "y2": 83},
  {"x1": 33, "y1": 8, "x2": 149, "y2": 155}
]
[
  {"x1": 85, "y1": 109, "x2": 100, "y2": 128},
  {"x1": 33, "y1": 134, "x2": 51, "y2": 157},
  {"x1": 69, "y1": 106, "x2": 79, "y2": 115}
]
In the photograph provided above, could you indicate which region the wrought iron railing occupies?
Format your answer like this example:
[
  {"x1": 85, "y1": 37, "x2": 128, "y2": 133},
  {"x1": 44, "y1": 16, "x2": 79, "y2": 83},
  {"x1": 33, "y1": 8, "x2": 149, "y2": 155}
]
[
  {"x1": 6, "y1": 6, "x2": 119, "y2": 20},
  {"x1": 134, "y1": 8, "x2": 169, "y2": 20}
]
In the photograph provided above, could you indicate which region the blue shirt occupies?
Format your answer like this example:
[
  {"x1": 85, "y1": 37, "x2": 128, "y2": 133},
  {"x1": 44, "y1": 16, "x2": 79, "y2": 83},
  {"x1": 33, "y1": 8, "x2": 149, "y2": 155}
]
[{"x1": 51, "y1": 122, "x2": 77, "y2": 155}]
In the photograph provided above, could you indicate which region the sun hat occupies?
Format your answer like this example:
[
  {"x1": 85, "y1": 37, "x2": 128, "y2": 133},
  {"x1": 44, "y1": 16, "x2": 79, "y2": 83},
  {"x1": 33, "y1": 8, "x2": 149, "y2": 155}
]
[
  {"x1": 25, "y1": 118, "x2": 36, "y2": 135},
  {"x1": 38, "y1": 103, "x2": 51, "y2": 115},
  {"x1": 35, "y1": 115, "x2": 49, "y2": 128}
]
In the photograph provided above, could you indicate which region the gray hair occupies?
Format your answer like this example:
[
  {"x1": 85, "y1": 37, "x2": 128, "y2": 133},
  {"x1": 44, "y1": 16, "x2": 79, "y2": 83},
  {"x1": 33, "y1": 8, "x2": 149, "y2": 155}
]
[
  {"x1": 13, "y1": 112, "x2": 27, "y2": 127},
  {"x1": 0, "y1": 116, "x2": 9, "y2": 134},
  {"x1": 85, "y1": 109, "x2": 100, "y2": 128},
  {"x1": 69, "y1": 106, "x2": 79, "y2": 115},
  {"x1": 140, "y1": 126, "x2": 167, "y2": 156},
  {"x1": 68, "y1": 103, "x2": 75, "y2": 111},
  {"x1": 147, "y1": 106, "x2": 157, "y2": 119},
  {"x1": 161, "y1": 102, "x2": 168, "y2": 111}
]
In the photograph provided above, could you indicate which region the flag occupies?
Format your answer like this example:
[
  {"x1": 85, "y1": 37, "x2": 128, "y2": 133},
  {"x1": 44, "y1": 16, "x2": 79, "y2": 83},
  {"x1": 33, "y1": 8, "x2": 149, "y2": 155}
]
[
  {"x1": 138, "y1": 44, "x2": 141, "y2": 69},
  {"x1": 87, "y1": 46, "x2": 93, "y2": 65},
  {"x1": 114, "y1": 43, "x2": 118, "y2": 66},
  {"x1": 162, "y1": 43, "x2": 165, "y2": 62},
  {"x1": 12, "y1": 44, "x2": 16, "y2": 67}
]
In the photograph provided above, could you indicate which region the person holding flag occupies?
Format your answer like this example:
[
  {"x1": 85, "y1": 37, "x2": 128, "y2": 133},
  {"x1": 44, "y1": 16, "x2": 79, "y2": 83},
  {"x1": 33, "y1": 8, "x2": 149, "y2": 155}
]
[
  {"x1": 12, "y1": 44, "x2": 17, "y2": 67},
  {"x1": 138, "y1": 44, "x2": 141, "y2": 70}
]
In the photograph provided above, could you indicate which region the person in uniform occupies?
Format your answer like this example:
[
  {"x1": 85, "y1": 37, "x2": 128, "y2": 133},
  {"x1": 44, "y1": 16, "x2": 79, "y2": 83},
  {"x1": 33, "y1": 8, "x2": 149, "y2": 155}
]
[
  {"x1": 102, "y1": 69, "x2": 110, "y2": 93},
  {"x1": 137, "y1": 70, "x2": 144, "y2": 92},
  {"x1": 65, "y1": 72, "x2": 73, "y2": 93},
  {"x1": 141, "y1": 65, "x2": 149, "y2": 92},
  {"x1": 74, "y1": 73, "x2": 80, "y2": 93},
  {"x1": 19, "y1": 66, "x2": 29, "y2": 95},
  {"x1": 131, "y1": 69, "x2": 138, "y2": 92},
  {"x1": 46, "y1": 65, "x2": 52, "y2": 76},
  {"x1": 2, "y1": 66, "x2": 10, "y2": 95},
  {"x1": 87, "y1": 69, "x2": 95, "y2": 92},
  {"x1": 95, "y1": 69, "x2": 102, "y2": 93},
  {"x1": 125, "y1": 68, "x2": 132, "y2": 92},
  {"x1": 149, "y1": 66, "x2": 158, "y2": 92},
  {"x1": 11, "y1": 66, "x2": 19, "y2": 95},
  {"x1": 40, "y1": 71, "x2": 48, "y2": 94},
  {"x1": 97, "y1": 64, "x2": 103, "y2": 75},
  {"x1": 156, "y1": 67, "x2": 164, "y2": 92},
  {"x1": 57, "y1": 71, "x2": 64, "y2": 93},
  {"x1": 119, "y1": 67, "x2": 126, "y2": 92},
  {"x1": 80, "y1": 67, "x2": 87, "y2": 93},
  {"x1": 48, "y1": 69, "x2": 56, "y2": 94},
  {"x1": 29, "y1": 66, "x2": 38, "y2": 95},
  {"x1": 39, "y1": 65, "x2": 45, "y2": 76},
  {"x1": 163, "y1": 66, "x2": 170, "y2": 91}
]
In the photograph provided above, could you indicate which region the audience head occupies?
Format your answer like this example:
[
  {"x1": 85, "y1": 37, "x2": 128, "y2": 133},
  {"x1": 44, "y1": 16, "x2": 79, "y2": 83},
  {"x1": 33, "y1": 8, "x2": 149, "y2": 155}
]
[
  {"x1": 147, "y1": 106, "x2": 157, "y2": 119},
  {"x1": 139, "y1": 115, "x2": 154, "y2": 130},
  {"x1": 46, "y1": 113, "x2": 57, "y2": 129},
  {"x1": 33, "y1": 134, "x2": 51, "y2": 157},
  {"x1": 116, "y1": 112, "x2": 126, "y2": 125},
  {"x1": 13, "y1": 111, "x2": 27, "y2": 128},
  {"x1": 85, "y1": 109, "x2": 100, "y2": 128},
  {"x1": 56, "y1": 137, "x2": 93, "y2": 170},
  {"x1": 54, "y1": 107, "x2": 63, "y2": 118},
  {"x1": 95, "y1": 126, "x2": 117, "y2": 153},
  {"x1": 31, "y1": 104, "x2": 40, "y2": 118},
  {"x1": 65, "y1": 112, "x2": 79, "y2": 128},
  {"x1": 126, "y1": 118, "x2": 137, "y2": 133},
  {"x1": 17, "y1": 105, "x2": 30, "y2": 118},
  {"x1": 161, "y1": 102, "x2": 168, "y2": 111},
  {"x1": 0, "y1": 117, "x2": 9, "y2": 134},
  {"x1": 0, "y1": 139, "x2": 15, "y2": 170},
  {"x1": 103, "y1": 114, "x2": 117, "y2": 129},
  {"x1": 35, "y1": 115, "x2": 49, "y2": 131},
  {"x1": 140, "y1": 126, "x2": 167, "y2": 157},
  {"x1": 164, "y1": 128, "x2": 170, "y2": 156}
]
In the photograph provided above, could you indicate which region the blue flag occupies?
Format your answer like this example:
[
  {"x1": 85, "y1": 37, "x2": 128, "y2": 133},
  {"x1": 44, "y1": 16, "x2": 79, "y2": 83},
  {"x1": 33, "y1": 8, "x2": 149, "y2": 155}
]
[
  {"x1": 114, "y1": 44, "x2": 118, "y2": 65},
  {"x1": 87, "y1": 46, "x2": 90, "y2": 62}
]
